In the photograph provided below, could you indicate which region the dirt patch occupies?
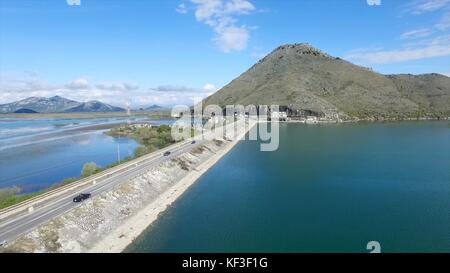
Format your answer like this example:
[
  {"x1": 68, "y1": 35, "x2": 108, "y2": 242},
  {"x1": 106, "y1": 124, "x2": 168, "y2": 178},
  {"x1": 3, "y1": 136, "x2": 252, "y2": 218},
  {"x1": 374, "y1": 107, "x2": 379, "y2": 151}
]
[
  {"x1": 171, "y1": 158, "x2": 191, "y2": 171},
  {"x1": 213, "y1": 139, "x2": 224, "y2": 146},
  {"x1": 1, "y1": 236, "x2": 37, "y2": 253},
  {"x1": 191, "y1": 146, "x2": 206, "y2": 155},
  {"x1": 116, "y1": 183, "x2": 136, "y2": 195},
  {"x1": 39, "y1": 222, "x2": 63, "y2": 252}
]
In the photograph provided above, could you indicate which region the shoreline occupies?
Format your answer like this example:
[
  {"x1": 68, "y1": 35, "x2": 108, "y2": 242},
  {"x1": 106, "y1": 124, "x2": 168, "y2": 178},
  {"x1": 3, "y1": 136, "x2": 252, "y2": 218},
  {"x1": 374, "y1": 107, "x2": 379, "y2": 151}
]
[
  {"x1": 282, "y1": 116, "x2": 450, "y2": 125},
  {"x1": 89, "y1": 121, "x2": 256, "y2": 253}
]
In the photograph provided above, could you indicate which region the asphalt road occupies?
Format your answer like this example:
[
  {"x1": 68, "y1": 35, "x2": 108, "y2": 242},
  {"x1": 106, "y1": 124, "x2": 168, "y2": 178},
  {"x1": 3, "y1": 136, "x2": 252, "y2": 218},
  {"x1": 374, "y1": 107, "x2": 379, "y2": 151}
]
[{"x1": 0, "y1": 139, "x2": 206, "y2": 245}]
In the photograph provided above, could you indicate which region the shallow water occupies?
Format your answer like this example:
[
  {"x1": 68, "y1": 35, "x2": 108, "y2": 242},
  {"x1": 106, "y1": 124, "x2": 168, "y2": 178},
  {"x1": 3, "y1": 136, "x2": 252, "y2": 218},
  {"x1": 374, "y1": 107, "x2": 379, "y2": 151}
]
[
  {"x1": 0, "y1": 116, "x2": 173, "y2": 193},
  {"x1": 127, "y1": 121, "x2": 450, "y2": 253}
]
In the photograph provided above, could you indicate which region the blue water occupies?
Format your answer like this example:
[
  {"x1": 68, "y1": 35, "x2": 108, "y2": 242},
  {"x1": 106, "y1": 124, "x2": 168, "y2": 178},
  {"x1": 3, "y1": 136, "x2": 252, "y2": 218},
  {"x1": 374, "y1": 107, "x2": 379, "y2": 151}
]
[
  {"x1": 0, "y1": 116, "x2": 174, "y2": 141},
  {"x1": 127, "y1": 121, "x2": 450, "y2": 253},
  {"x1": 0, "y1": 116, "x2": 173, "y2": 193},
  {"x1": 0, "y1": 117, "x2": 125, "y2": 140}
]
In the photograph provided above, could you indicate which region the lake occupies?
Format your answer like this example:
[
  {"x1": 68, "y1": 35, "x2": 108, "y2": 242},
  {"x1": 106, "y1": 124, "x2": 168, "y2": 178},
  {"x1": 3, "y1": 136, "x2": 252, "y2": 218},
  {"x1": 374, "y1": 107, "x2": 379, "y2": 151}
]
[
  {"x1": 0, "y1": 116, "x2": 173, "y2": 193},
  {"x1": 127, "y1": 121, "x2": 450, "y2": 253}
]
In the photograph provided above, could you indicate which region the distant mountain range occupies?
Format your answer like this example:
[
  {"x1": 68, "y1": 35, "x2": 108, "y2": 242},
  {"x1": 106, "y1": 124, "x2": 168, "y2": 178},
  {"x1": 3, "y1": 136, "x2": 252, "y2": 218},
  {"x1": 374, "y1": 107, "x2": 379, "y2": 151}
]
[
  {"x1": 146, "y1": 104, "x2": 164, "y2": 110},
  {"x1": 0, "y1": 96, "x2": 125, "y2": 114},
  {"x1": 203, "y1": 43, "x2": 450, "y2": 120},
  {"x1": 134, "y1": 104, "x2": 167, "y2": 111}
]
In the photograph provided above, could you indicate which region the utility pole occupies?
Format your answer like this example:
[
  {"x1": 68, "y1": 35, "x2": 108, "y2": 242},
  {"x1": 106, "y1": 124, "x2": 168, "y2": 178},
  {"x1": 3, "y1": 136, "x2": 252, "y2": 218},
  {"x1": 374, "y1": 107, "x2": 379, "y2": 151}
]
[{"x1": 117, "y1": 143, "x2": 121, "y2": 163}]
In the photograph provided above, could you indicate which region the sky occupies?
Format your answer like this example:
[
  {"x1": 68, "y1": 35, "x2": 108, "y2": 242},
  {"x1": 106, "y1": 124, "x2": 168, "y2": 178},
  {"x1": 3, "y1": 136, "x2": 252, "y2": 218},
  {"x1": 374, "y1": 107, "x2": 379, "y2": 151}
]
[{"x1": 0, "y1": 0, "x2": 449, "y2": 107}]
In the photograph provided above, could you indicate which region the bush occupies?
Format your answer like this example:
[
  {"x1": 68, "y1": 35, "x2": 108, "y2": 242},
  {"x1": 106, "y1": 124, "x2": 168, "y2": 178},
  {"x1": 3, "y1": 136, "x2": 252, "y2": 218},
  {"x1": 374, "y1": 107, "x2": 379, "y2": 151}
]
[
  {"x1": 157, "y1": 125, "x2": 171, "y2": 133},
  {"x1": 134, "y1": 145, "x2": 157, "y2": 157},
  {"x1": 134, "y1": 146, "x2": 149, "y2": 157},
  {"x1": 48, "y1": 177, "x2": 78, "y2": 190},
  {"x1": 81, "y1": 162, "x2": 102, "y2": 178}
]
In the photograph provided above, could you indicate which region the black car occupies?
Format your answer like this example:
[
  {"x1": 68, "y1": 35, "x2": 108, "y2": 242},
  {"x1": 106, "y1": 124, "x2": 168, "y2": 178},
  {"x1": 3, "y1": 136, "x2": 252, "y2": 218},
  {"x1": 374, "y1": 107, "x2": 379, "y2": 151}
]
[
  {"x1": 73, "y1": 193, "x2": 91, "y2": 203},
  {"x1": 191, "y1": 140, "x2": 196, "y2": 144},
  {"x1": 163, "y1": 151, "x2": 171, "y2": 156}
]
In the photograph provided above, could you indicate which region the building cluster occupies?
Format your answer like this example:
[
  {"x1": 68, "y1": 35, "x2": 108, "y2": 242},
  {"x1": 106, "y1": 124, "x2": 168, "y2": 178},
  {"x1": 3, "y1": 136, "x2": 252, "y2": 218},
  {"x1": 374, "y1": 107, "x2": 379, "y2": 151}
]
[
  {"x1": 130, "y1": 123, "x2": 152, "y2": 129},
  {"x1": 172, "y1": 105, "x2": 343, "y2": 124}
]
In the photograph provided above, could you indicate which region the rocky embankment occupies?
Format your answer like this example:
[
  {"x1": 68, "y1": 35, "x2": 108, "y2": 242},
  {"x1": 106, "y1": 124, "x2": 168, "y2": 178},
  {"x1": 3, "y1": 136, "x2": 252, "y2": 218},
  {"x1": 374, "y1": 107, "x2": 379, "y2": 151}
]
[{"x1": 1, "y1": 122, "x2": 251, "y2": 253}]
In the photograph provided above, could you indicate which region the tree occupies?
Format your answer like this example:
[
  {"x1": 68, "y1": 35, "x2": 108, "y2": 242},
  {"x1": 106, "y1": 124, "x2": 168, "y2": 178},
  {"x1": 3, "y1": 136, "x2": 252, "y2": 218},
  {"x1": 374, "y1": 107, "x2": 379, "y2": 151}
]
[
  {"x1": 81, "y1": 162, "x2": 101, "y2": 178},
  {"x1": 157, "y1": 125, "x2": 171, "y2": 133},
  {"x1": 134, "y1": 146, "x2": 149, "y2": 157}
]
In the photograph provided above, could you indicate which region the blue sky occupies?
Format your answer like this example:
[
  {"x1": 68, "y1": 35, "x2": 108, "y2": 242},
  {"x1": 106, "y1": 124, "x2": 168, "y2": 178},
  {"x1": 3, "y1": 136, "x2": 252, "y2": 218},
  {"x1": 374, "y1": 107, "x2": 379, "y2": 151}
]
[{"x1": 0, "y1": 0, "x2": 449, "y2": 107}]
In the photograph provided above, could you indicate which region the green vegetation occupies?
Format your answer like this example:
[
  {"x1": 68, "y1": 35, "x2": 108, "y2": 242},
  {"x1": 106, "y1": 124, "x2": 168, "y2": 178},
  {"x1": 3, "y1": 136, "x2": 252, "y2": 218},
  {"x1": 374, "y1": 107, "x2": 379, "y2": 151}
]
[
  {"x1": 0, "y1": 186, "x2": 21, "y2": 200},
  {"x1": 81, "y1": 162, "x2": 102, "y2": 178},
  {"x1": 0, "y1": 177, "x2": 85, "y2": 209},
  {"x1": 106, "y1": 124, "x2": 179, "y2": 158},
  {"x1": 0, "y1": 189, "x2": 42, "y2": 210},
  {"x1": 49, "y1": 178, "x2": 78, "y2": 190},
  {"x1": 134, "y1": 145, "x2": 157, "y2": 157},
  {"x1": 0, "y1": 186, "x2": 22, "y2": 208}
]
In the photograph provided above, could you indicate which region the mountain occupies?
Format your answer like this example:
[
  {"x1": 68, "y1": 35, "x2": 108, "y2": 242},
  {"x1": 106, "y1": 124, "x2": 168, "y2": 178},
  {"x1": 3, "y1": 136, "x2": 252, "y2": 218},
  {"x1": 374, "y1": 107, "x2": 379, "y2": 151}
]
[
  {"x1": 387, "y1": 73, "x2": 450, "y2": 117},
  {"x1": 0, "y1": 96, "x2": 125, "y2": 113},
  {"x1": 146, "y1": 104, "x2": 164, "y2": 111},
  {"x1": 0, "y1": 96, "x2": 80, "y2": 113},
  {"x1": 203, "y1": 43, "x2": 450, "y2": 120},
  {"x1": 14, "y1": 108, "x2": 38, "y2": 114},
  {"x1": 64, "y1": 100, "x2": 125, "y2": 113}
]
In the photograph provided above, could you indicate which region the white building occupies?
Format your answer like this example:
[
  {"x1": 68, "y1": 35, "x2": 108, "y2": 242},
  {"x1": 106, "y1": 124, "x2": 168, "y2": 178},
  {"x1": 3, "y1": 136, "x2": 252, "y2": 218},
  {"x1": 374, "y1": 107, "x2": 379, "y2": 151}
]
[
  {"x1": 305, "y1": 116, "x2": 319, "y2": 124},
  {"x1": 271, "y1": 111, "x2": 288, "y2": 121}
]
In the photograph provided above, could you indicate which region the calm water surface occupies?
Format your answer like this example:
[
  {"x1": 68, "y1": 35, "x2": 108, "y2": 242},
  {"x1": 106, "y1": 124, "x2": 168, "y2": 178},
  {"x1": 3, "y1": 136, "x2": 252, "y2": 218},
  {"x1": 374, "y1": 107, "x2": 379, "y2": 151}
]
[
  {"x1": 127, "y1": 121, "x2": 450, "y2": 253},
  {"x1": 0, "y1": 116, "x2": 173, "y2": 193}
]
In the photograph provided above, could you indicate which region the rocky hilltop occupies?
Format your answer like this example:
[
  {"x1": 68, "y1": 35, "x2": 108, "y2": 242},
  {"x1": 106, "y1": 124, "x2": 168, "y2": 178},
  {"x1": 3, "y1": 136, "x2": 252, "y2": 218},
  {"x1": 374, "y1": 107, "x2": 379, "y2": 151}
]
[{"x1": 203, "y1": 43, "x2": 450, "y2": 120}]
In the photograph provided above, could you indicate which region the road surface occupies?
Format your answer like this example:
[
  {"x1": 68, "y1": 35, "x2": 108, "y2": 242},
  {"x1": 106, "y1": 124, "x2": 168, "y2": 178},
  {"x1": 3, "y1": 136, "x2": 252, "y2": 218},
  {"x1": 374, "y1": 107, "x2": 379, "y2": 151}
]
[{"x1": 0, "y1": 139, "x2": 206, "y2": 245}]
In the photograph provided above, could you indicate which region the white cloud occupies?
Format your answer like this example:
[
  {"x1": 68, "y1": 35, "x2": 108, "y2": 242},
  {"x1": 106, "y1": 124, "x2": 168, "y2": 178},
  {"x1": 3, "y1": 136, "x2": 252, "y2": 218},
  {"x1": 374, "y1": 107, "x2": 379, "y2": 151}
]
[
  {"x1": 144, "y1": 83, "x2": 219, "y2": 106},
  {"x1": 214, "y1": 26, "x2": 249, "y2": 52},
  {"x1": 400, "y1": 11, "x2": 450, "y2": 39},
  {"x1": 96, "y1": 82, "x2": 139, "y2": 92},
  {"x1": 353, "y1": 0, "x2": 450, "y2": 65},
  {"x1": 440, "y1": 72, "x2": 450, "y2": 76},
  {"x1": 66, "y1": 0, "x2": 81, "y2": 6},
  {"x1": 0, "y1": 74, "x2": 211, "y2": 107},
  {"x1": 436, "y1": 11, "x2": 450, "y2": 30},
  {"x1": 181, "y1": 0, "x2": 257, "y2": 53},
  {"x1": 345, "y1": 35, "x2": 450, "y2": 64},
  {"x1": 224, "y1": 0, "x2": 255, "y2": 14},
  {"x1": 203, "y1": 83, "x2": 218, "y2": 92},
  {"x1": 366, "y1": 0, "x2": 381, "y2": 6},
  {"x1": 176, "y1": 3, "x2": 188, "y2": 14},
  {"x1": 151, "y1": 85, "x2": 196, "y2": 92},
  {"x1": 404, "y1": 0, "x2": 450, "y2": 14},
  {"x1": 150, "y1": 83, "x2": 218, "y2": 93},
  {"x1": 400, "y1": 28, "x2": 434, "y2": 39},
  {"x1": 400, "y1": 6, "x2": 450, "y2": 40},
  {"x1": 66, "y1": 77, "x2": 90, "y2": 90}
]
